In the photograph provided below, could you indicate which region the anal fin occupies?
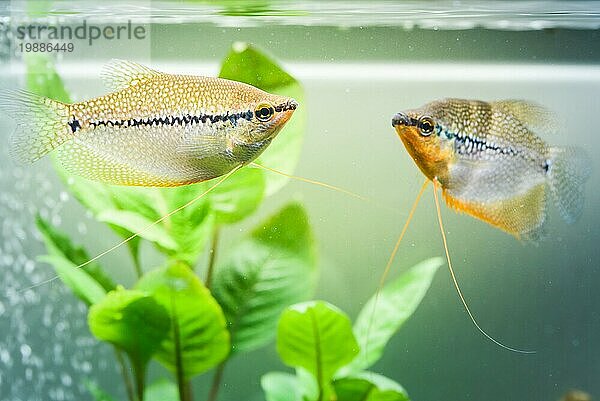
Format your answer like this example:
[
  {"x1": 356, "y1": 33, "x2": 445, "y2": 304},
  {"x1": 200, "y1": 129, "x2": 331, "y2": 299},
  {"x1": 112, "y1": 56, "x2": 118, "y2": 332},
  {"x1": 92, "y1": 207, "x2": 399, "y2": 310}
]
[{"x1": 443, "y1": 184, "x2": 547, "y2": 240}]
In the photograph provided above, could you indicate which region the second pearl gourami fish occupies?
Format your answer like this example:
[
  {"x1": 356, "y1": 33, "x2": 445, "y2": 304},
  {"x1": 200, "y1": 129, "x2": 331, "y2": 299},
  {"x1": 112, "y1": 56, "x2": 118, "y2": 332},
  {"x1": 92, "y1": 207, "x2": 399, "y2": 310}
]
[
  {"x1": 373, "y1": 98, "x2": 591, "y2": 353},
  {"x1": 392, "y1": 98, "x2": 590, "y2": 239},
  {"x1": 1, "y1": 60, "x2": 298, "y2": 186}
]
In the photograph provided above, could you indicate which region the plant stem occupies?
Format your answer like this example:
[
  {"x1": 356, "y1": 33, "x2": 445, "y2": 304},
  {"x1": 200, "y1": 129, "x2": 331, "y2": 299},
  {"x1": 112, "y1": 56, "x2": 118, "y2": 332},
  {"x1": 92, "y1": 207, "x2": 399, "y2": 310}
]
[
  {"x1": 184, "y1": 381, "x2": 193, "y2": 401},
  {"x1": 127, "y1": 240, "x2": 143, "y2": 279},
  {"x1": 205, "y1": 227, "x2": 220, "y2": 289},
  {"x1": 171, "y1": 300, "x2": 193, "y2": 401},
  {"x1": 207, "y1": 361, "x2": 227, "y2": 401},
  {"x1": 133, "y1": 363, "x2": 146, "y2": 401},
  {"x1": 113, "y1": 348, "x2": 135, "y2": 401},
  {"x1": 310, "y1": 310, "x2": 324, "y2": 401},
  {"x1": 176, "y1": 377, "x2": 193, "y2": 401},
  {"x1": 205, "y1": 226, "x2": 225, "y2": 401}
]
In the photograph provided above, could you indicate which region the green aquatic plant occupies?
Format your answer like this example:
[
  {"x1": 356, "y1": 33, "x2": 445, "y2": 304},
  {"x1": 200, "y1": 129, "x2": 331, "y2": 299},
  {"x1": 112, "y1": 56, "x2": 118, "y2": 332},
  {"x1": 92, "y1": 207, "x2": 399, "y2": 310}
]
[
  {"x1": 24, "y1": 45, "x2": 440, "y2": 401},
  {"x1": 262, "y1": 258, "x2": 442, "y2": 401},
  {"x1": 37, "y1": 201, "x2": 316, "y2": 401}
]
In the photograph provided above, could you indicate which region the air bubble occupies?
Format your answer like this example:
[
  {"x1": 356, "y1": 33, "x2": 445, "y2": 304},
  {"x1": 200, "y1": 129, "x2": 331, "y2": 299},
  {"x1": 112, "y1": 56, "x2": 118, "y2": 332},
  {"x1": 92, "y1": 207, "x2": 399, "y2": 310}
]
[
  {"x1": 60, "y1": 373, "x2": 72, "y2": 387},
  {"x1": 20, "y1": 344, "x2": 32, "y2": 360},
  {"x1": 24, "y1": 259, "x2": 35, "y2": 274},
  {"x1": 0, "y1": 348, "x2": 11, "y2": 366},
  {"x1": 77, "y1": 222, "x2": 87, "y2": 235},
  {"x1": 81, "y1": 361, "x2": 92, "y2": 373}
]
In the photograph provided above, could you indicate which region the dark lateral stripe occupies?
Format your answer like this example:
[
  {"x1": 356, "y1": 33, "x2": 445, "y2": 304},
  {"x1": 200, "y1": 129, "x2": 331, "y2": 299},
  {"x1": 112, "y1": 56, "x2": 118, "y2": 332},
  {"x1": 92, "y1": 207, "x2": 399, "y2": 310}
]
[
  {"x1": 71, "y1": 100, "x2": 297, "y2": 134},
  {"x1": 454, "y1": 133, "x2": 519, "y2": 157},
  {"x1": 68, "y1": 119, "x2": 81, "y2": 133},
  {"x1": 86, "y1": 110, "x2": 255, "y2": 131}
]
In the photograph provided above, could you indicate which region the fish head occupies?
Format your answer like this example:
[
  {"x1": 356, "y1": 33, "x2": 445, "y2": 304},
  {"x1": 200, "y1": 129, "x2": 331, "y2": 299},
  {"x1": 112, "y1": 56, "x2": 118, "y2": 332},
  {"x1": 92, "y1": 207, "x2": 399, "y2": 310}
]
[
  {"x1": 237, "y1": 91, "x2": 298, "y2": 144},
  {"x1": 392, "y1": 103, "x2": 453, "y2": 182}
]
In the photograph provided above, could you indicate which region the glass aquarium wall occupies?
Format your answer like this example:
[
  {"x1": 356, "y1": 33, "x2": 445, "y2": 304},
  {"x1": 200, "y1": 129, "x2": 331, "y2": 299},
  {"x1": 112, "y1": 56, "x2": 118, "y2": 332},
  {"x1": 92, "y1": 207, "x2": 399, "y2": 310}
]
[{"x1": 0, "y1": 2, "x2": 599, "y2": 401}]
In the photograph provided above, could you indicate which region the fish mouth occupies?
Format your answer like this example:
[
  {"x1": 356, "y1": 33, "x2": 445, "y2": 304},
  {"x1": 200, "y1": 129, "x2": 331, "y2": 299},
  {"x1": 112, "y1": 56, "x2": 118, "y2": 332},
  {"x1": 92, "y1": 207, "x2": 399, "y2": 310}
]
[
  {"x1": 392, "y1": 113, "x2": 411, "y2": 140},
  {"x1": 273, "y1": 98, "x2": 298, "y2": 127},
  {"x1": 287, "y1": 98, "x2": 298, "y2": 110},
  {"x1": 275, "y1": 98, "x2": 298, "y2": 113},
  {"x1": 391, "y1": 112, "x2": 412, "y2": 128}
]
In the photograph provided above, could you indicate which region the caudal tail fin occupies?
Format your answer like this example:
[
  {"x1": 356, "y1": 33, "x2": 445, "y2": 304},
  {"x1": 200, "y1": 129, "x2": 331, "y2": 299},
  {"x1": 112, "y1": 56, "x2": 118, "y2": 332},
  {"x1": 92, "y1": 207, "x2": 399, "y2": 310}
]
[
  {"x1": 0, "y1": 89, "x2": 72, "y2": 163},
  {"x1": 548, "y1": 147, "x2": 591, "y2": 223}
]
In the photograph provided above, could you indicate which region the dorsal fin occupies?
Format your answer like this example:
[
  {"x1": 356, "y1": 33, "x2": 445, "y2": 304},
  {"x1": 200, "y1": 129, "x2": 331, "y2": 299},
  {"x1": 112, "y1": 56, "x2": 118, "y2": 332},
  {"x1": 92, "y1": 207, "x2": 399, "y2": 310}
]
[
  {"x1": 492, "y1": 100, "x2": 559, "y2": 134},
  {"x1": 100, "y1": 59, "x2": 163, "y2": 91}
]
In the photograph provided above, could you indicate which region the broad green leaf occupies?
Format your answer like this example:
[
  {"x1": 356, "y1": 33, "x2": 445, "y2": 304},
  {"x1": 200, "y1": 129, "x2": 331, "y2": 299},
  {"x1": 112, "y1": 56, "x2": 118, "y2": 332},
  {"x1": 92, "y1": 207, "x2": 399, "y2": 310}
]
[
  {"x1": 212, "y1": 203, "x2": 317, "y2": 354},
  {"x1": 55, "y1": 165, "x2": 215, "y2": 263},
  {"x1": 203, "y1": 166, "x2": 265, "y2": 225},
  {"x1": 145, "y1": 379, "x2": 178, "y2": 401},
  {"x1": 97, "y1": 210, "x2": 178, "y2": 251},
  {"x1": 261, "y1": 372, "x2": 300, "y2": 401},
  {"x1": 251, "y1": 203, "x2": 315, "y2": 261},
  {"x1": 136, "y1": 263, "x2": 230, "y2": 379},
  {"x1": 110, "y1": 187, "x2": 163, "y2": 221},
  {"x1": 166, "y1": 208, "x2": 215, "y2": 265},
  {"x1": 277, "y1": 301, "x2": 359, "y2": 386},
  {"x1": 219, "y1": 42, "x2": 306, "y2": 195},
  {"x1": 344, "y1": 257, "x2": 443, "y2": 373},
  {"x1": 333, "y1": 372, "x2": 409, "y2": 401},
  {"x1": 108, "y1": 183, "x2": 214, "y2": 263},
  {"x1": 38, "y1": 255, "x2": 106, "y2": 305},
  {"x1": 88, "y1": 288, "x2": 171, "y2": 374},
  {"x1": 35, "y1": 215, "x2": 115, "y2": 297},
  {"x1": 219, "y1": 42, "x2": 296, "y2": 91},
  {"x1": 55, "y1": 165, "x2": 163, "y2": 227}
]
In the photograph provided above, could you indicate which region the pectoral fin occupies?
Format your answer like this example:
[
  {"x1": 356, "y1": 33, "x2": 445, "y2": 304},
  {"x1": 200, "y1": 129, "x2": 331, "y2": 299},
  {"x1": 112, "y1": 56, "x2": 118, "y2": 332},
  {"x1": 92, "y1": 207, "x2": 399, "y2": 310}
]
[{"x1": 176, "y1": 125, "x2": 230, "y2": 160}]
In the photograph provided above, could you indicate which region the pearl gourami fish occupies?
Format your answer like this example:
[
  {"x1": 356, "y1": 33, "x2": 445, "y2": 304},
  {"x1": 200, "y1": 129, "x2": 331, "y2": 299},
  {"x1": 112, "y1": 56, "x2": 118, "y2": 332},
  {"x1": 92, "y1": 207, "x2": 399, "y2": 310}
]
[
  {"x1": 0, "y1": 60, "x2": 298, "y2": 186},
  {"x1": 367, "y1": 98, "x2": 590, "y2": 354},
  {"x1": 392, "y1": 98, "x2": 590, "y2": 239}
]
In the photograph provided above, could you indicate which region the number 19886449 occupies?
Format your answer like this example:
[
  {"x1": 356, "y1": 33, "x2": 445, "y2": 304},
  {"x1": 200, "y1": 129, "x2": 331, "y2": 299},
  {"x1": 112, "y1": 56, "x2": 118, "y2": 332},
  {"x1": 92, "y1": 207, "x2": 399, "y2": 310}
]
[{"x1": 18, "y1": 42, "x2": 74, "y2": 52}]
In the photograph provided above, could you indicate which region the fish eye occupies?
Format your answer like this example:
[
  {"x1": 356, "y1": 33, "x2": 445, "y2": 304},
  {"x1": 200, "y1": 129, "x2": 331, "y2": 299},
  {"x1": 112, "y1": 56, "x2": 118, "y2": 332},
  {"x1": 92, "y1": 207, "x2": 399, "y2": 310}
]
[
  {"x1": 255, "y1": 103, "x2": 275, "y2": 122},
  {"x1": 417, "y1": 116, "x2": 435, "y2": 136}
]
